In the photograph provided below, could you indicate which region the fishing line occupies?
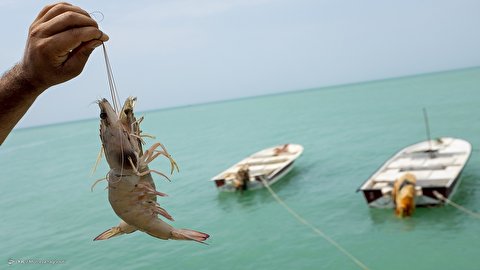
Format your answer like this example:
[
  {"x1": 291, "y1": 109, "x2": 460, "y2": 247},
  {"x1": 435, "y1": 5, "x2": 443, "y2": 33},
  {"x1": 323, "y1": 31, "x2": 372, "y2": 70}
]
[
  {"x1": 260, "y1": 178, "x2": 370, "y2": 270},
  {"x1": 101, "y1": 43, "x2": 121, "y2": 114},
  {"x1": 90, "y1": 10, "x2": 119, "y2": 112},
  {"x1": 433, "y1": 191, "x2": 480, "y2": 219},
  {"x1": 89, "y1": 11, "x2": 105, "y2": 22},
  {"x1": 101, "y1": 41, "x2": 126, "y2": 180}
]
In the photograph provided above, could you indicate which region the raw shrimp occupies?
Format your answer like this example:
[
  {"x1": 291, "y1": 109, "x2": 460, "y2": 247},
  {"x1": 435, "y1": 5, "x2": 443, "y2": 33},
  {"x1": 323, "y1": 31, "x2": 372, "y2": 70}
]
[{"x1": 93, "y1": 97, "x2": 208, "y2": 243}]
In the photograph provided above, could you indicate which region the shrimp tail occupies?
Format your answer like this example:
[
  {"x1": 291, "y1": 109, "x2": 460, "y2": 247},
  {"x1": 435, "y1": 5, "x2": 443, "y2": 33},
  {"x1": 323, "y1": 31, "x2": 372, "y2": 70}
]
[{"x1": 171, "y1": 229, "x2": 210, "y2": 244}]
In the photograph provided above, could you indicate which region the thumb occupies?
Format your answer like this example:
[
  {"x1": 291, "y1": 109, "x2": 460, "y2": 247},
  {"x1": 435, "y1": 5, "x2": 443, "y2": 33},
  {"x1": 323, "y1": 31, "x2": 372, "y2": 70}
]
[
  {"x1": 79, "y1": 39, "x2": 103, "y2": 61},
  {"x1": 66, "y1": 40, "x2": 103, "y2": 77}
]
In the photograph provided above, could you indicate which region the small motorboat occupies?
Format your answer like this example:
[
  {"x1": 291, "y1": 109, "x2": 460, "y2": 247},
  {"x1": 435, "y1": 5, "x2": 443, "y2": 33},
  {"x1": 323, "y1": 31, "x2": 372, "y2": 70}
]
[
  {"x1": 358, "y1": 137, "x2": 472, "y2": 208},
  {"x1": 211, "y1": 144, "x2": 304, "y2": 192}
]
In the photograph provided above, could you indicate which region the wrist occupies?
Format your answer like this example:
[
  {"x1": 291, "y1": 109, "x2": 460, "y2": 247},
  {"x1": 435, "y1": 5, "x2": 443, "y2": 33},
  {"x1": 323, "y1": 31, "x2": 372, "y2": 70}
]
[{"x1": 5, "y1": 63, "x2": 48, "y2": 98}]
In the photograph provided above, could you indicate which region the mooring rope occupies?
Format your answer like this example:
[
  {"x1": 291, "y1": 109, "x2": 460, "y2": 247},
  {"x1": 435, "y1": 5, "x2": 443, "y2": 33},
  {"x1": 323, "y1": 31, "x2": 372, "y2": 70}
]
[
  {"x1": 260, "y1": 178, "x2": 370, "y2": 270},
  {"x1": 433, "y1": 191, "x2": 480, "y2": 219}
]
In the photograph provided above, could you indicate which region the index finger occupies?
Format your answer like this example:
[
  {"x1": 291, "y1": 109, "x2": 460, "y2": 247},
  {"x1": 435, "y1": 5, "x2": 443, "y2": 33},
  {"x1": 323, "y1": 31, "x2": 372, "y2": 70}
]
[
  {"x1": 37, "y1": 11, "x2": 99, "y2": 38},
  {"x1": 50, "y1": 26, "x2": 108, "y2": 55},
  {"x1": 35, "y1": 3, "x2": 91, "y2": 26},
  {"x1": 33, "y1": 2, "x2": 73, "y2": 22}
]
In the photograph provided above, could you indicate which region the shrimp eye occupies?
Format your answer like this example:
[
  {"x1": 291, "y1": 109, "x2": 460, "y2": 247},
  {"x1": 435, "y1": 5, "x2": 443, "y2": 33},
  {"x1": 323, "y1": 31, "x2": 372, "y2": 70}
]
[{"x1": 100, "y1": 112, "x2": 107, "y2": 119}]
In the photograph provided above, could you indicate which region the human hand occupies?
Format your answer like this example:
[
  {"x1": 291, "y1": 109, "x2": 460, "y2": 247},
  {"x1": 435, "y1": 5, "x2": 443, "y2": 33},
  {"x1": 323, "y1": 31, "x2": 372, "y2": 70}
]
[{"x1": 19, "y1": 2, "x2": 109, "y2": 93}]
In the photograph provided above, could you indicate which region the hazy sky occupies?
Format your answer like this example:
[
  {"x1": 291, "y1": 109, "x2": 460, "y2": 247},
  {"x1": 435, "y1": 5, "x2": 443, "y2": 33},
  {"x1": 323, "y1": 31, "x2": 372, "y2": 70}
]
[{"x1": 1, "y1": 0, "x2": 479, "y2": 128}]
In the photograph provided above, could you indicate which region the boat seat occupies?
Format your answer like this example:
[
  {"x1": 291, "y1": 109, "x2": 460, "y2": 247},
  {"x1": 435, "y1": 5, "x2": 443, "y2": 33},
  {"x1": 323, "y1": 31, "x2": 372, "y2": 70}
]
[
  {"x1": 399, "y1": 165, "x2": 446, "y2": 171},
  {"x1": 416, "y1": 179, "x2": 451, "y2": 187},
  {"x1": 239, "y1": 156, "x2": 289, "y2": 166},
  {"x1": 373, "y1": 166, "x2": 460, "y2": 183},
  {"x1": 247, "y1": 164, "x2": 281, "y2": 174},
  {"x1": 252, "y1": 152, "x2": 297, "y2": 158},
  {"x1": 388, "y1": 156, "x2": 462, "y2": 170}
]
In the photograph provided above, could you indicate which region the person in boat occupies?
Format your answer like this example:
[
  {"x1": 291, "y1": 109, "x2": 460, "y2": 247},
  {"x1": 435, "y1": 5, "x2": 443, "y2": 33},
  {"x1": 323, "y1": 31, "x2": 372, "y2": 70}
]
[
  {"x1": 0, "y1": 3, "x2": 109, "y2": 145},
  {"x1": 392, "y1": 173, "x2": 417, "y2": 217},
  {"x1": 273, "y1": 144, "x2": 290, "y2": 156},
  {"x1": 234, "y1": 164, "x2": 250, "y2": 191}
]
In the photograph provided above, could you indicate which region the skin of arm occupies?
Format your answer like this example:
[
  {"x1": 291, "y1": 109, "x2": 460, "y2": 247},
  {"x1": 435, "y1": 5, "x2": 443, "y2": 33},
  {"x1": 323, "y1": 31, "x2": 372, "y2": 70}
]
[{"x1": 0, "y1": 2, "x2": 109, "y2": 145}]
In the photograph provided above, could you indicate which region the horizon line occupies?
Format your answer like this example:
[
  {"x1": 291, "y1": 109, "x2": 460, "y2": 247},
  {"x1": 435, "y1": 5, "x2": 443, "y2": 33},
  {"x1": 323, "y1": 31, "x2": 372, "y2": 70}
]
[{"x1": 14, "y1": 65, "x2": 480, "y2": 131}]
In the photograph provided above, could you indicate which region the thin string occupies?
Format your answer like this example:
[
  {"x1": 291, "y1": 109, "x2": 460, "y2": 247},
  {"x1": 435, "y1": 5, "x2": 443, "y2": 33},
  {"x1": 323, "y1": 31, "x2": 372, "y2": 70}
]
[
  {"x1": 101, "y1": 43, "x2": 125, "y2": 178},
  {"x1": 101, "y1": 43, "x2": 121, "y2": 114},
  {"x1": 89, "y1": 11, "x2": 105, "y2": 22},
  {"x1": 260, "y1": 178, "x2": 370, "y2": 270}
]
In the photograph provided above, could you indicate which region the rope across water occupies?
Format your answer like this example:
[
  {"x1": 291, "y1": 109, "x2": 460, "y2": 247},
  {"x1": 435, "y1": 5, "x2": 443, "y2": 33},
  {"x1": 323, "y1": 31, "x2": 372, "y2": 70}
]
[
  {"x1": 260, "y1": 177, "x2": 370, "y2": 270},
  {"x1": 433, "y1": 191, "x2": 480, "y2": 219}
]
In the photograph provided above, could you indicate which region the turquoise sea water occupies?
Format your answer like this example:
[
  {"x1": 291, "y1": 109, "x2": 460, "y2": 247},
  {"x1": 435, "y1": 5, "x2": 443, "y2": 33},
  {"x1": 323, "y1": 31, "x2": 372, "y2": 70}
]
[{"x1": 1, "y1": 68, "x2": 480, "y2": 270}]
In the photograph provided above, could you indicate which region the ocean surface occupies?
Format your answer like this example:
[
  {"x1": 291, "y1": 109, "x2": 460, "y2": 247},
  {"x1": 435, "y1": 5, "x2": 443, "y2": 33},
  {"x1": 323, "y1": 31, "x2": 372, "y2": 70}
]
[{"x1": 1, "y1": 68, "x2": 480, "y2": 270}]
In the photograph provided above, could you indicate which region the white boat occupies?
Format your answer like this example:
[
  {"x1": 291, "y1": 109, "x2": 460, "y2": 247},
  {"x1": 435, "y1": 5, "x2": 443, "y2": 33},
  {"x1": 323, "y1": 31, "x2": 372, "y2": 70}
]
[
  {"x1": 358, "y1": 137, "x2": 472, "y2": 208},
  {"x1": 211, "y1": 144, "x2": 304, "y2": 192}
]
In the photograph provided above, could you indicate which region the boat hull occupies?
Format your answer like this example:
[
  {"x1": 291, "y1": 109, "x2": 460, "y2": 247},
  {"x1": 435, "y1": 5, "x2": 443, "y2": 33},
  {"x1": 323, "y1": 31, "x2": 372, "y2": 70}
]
[
  {"x1": 215, "y1": 161, "x2": 295, "y2": 192},
  {"x1": 362, "y1": 172, "x2": 463, "y2": 208},
  {"x1": 211, "y1": 144, "x2": 303, "y2": 192},
  {"x1": 359, "y1": 137, "x2": 471, "y2": 208}
]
